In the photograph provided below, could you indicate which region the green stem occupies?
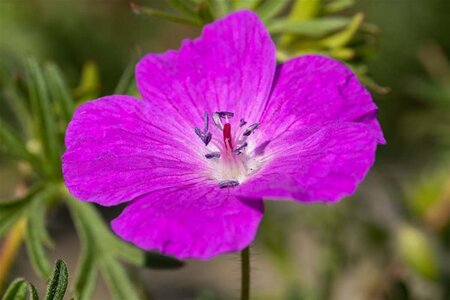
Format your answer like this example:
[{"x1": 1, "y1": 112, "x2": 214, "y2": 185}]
[{"x1": 241, "y1": 247, "x2": 250, "y2": 300}]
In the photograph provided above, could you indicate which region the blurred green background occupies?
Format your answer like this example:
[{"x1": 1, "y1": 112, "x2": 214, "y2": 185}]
[{"x1": 1, "y1": 0, "x2": 449, "y2": 299}]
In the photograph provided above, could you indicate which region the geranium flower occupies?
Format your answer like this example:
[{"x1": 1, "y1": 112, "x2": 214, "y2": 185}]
[{"x1": 62, "y1": 11, "x2": 385, "y2": 259}]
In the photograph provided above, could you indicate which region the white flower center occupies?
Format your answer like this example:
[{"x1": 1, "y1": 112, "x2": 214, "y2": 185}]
[{"x1": 194, "y1": 112, "x2": 264, "y2": 188}]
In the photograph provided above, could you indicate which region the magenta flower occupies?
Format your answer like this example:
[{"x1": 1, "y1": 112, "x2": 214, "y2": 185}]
[{"x1": 62, "y1": 11, "x2": 385, "y2": 259}]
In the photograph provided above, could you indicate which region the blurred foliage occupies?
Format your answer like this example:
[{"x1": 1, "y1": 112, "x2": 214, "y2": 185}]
[
  {"x1": 0, "y1": 57, "x2": 183, "y2": 299},
  {"x1": 134, "y1": 0, "x2": 388, "y2": 94},
  {"x1": 2, "y1": 259, "x2": 68, "y2": 300},
  {"x1": 0, "y1": 0, "x2": 449, "y2": 299}
]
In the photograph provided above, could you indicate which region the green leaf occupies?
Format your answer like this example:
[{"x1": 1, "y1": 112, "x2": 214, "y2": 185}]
[
  {"x1": 25, "y1": 58, "x2": 61, "y2": 177},
  {"x1": 231, "y1": 0, "x2": 262, "y2": 10},
  {"x1": 196, "y1": 1, "x2": 214, "y2": 24},
  {"x1": 67, "y1": 197, "x2": 143, "y2": 299},
  {"x1": 28, "y1": 283, "x2": 40, "y2": 300},
  {"x1": 1, "y1": 278, "x2": 27, "y2": 300},
  {"x1": 256, "y1": 0, "x2": 290, "y2": 22},
  {"x1": 0, "y1": 195, "x2": 31, "y2": 238},
  {"x1": 114, "y1": 61, "x2": 136, "y2": 95},
  {"x1": 324, "y1": 0, "x2": 354, "y2": 13},
  {"x1": 43, "y1": 260, "x2": 68, "y2": 300},
  {"x1": 206, "y1": 0, "x2": 230, "y2": 18},
  {"x1": 169, "y1": 0, "x2": 198, "y2": 18},
  {"x1": 168, "y1": 0, "x2": 198, "y2": 18},
  {"x1": 73, "y1": 247, "x2": 98, "y2": 300},
  {"x1": 1, "y1": 80, "x2": 33, "y2": 136},
  {"x1": 74, "y1": 61, "x2": 101, "y2": 103},
  {"x1": 99, "y1": 257, "x2": 141, "y2": 300},
  {"x1": 0, "y1": 119, "x2": 41, "y2": 168},
  {"x1": 278, "y1": 0, "x2": 322, "y2": 47},
  {"x1": 319, "y1": 13, "x2": 364, "y2": 48},
  {"x1": 25, "y1": 188, "x2": 56, "y2": 278},
  {"x1": 143, "y1": 252, "x2": 185, "y2": 270},
  {"x1": 130, "y1": 3, "x2": 201, "y2": 26},
  {"x1": 289, "y1": 0, "x2": 321, "y2": 21},
  {"x1": 268, "y1": 17, "x2": 351, "y2": 37},
  {"x1": 45, "y1": 63, "x2": 74, "y2": 124}
]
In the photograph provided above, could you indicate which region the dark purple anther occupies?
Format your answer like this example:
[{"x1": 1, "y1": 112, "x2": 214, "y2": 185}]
[
  {"x1": 218, "y1": 180, "x2": 239, "y2": 188},
  {"x1": 233, "y1": 142, "x2": 248, "y2": 155},
  {"x1": 195, "y1": 127, "x2": 204, "y2": 139},
  {"x1": 205, "y1": 152, "x2": 221, "y2": 159},
  {"x1": 243, "y1": 123, "x2": 259, "y2": 136},
  {"x1": 239, "y1": 118, "x2": 247, "y2": 127},
  {"x1": 204, "y1": 132, "x2": 212, "y2": 146},
  {"x1": 217, "y1": 111, "x2": 234, "y2": 119},
  {"x1": 203, "y1": 112, "x2": 209, "y2": 132}
]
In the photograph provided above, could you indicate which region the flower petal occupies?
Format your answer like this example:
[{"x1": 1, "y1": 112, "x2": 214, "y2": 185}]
[
  {"x1": 111, "y1": 184, "x2": 264, "y2": 259},
  {"x1": 63, "y1": 95, "x2": 210, "y2": 206},
  {"x1": 136, "y1": 10, "x2": 276, "y2": 129},
  {"x1": 238, "y1": 56, "x2": 384, "y2": 203},
  {"x1": 260, "y1": 55, "x2": 385, "y2": 144},
  {"x1": 239, "y1": 123, "x2": 379, "y2": 203}
]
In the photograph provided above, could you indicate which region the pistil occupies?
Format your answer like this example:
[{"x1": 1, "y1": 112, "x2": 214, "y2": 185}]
[{"x1": 223, "y1": 123, "x2": 233, "y2": 150}]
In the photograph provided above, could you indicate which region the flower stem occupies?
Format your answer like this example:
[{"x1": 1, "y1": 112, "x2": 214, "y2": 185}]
[
  {"x1": 241, "y1": 247, "x2": 250, "y2": 300},
  {"x1": 0, "y1": 217, "x2": 27, "y2": 292}
]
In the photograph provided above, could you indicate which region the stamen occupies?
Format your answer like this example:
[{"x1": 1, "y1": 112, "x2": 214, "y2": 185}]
[
  {"x1": 203, "y1": 112, "x2": 209, "y2": 133},
  {"x1": 243, "y1": 123, "x2": 259, "y2": 137},
  {"x1": 194, "y1": 127, "x2": 203, "y2": 139},
  {"x1": 212, "y1": 112, "x2": 223, "y2": 130},
  {"x1": 205, "y1": 152, "x2": 221, "y2": 159},
  {"x1": 239, "y1": 119, "x2": 247, "y2": 127},
  {"x1": 218, "y1": 180, "x2": 239, "y2": 188},
  {"x1": 233, "y1": 142, "x2": 248, "y2": 155},
  {"x1": 217, "y1": 111, "x2": 234, "y2": 119},
  {"x1": 204, "y1": 132, "x2": 212, "y2": 146},
  {"x1": 194, "y1": 127, "x2": 212, "y2": 146}
]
